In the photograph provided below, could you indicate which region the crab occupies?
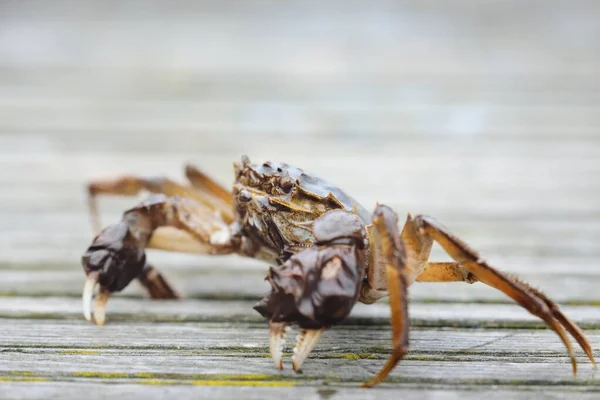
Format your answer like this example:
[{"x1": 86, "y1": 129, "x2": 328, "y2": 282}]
[{"x1": 82, "y1": 156, "x2": 596, "y2": 387}]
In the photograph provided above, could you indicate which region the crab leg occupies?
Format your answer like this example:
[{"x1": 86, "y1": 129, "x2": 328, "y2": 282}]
[
  {"x1": 137, "y1": 264, "x2": 180, "y2": 299},
  {"x1": 414, "y1": 215, "x2": 596, "y2": 371},
  {"x1": 362, "y1": 205, "x2": 410, "y2": 388},
  {"x1": 415, "y1": 262, "x2": 476, "y2": 283},
  {"x1": 184, "y1": 163, "x2": 233, "y2": 206},
  {"x1": 87, "y1": 165, "x2": 233, "y2": 234}
]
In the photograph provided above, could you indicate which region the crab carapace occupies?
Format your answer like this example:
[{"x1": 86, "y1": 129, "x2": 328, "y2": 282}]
[{"x1": 81, "y1": 156, "x2": 596, "y2": 387}]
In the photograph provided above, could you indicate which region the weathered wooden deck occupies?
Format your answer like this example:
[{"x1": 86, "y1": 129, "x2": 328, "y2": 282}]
[{"x1": 1, "y1": 1, "x2": 600, "y2": 398}]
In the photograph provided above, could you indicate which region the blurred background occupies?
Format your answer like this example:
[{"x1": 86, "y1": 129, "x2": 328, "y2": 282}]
[{"x1": 0, "y1": 0, "x2": 598, "y2": 303}]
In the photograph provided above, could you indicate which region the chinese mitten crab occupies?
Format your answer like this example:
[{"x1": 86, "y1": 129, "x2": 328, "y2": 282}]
[{"x1": 82, "y1": 156, "x2": 596, "y2": 387}]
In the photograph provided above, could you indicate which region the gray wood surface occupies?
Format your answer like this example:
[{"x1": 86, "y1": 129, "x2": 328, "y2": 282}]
[{"x1": 1, "y1": 0, "x2": 599, "y2": 398}]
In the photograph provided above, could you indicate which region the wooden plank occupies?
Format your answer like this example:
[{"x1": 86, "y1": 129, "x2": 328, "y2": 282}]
[
  {"x1": 2, "y1": 298, "x2": 600, "y2": 328},
  {"x1": 1, "y1": 356, "x2": 598, "y2": 387},
  {"x1": 2, "y1": 382, "x2": 599, "y2": 400},
  {"x1": 1, "y1": 319, "x2": 599, "y2": 355},
  {"x1": 1, "y1": 0, "x2": 599, "y2": 397},
  {"x1": 1, "y1": 0, "x2": 599, "y2": 76},
  {"x1": 3, "y1": 105, "x2": 600, "y2": 135},
  {"x1": 0, "y1": 321, "x2": 598, "y2": 388},
  {"x1": 0, "y1": 329, "x2": 598, "y2": 389},
  {"x1": 1, "y1": 267, "x2": 599, "y2": 303}
]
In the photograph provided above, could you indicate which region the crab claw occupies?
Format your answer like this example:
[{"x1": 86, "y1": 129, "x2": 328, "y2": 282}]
[
  {"x1": 292, "y1": 328, "x2": 324, "y2": 372},
  {"x1": 81, "y1": 222, "x2": 146, "y2": 325},
  {"x1": 82, "y1": 271, "x2": 99, "y2": 322},
  {"x1": 269, "y1": 321, "x2": 289, "y2": 370}
]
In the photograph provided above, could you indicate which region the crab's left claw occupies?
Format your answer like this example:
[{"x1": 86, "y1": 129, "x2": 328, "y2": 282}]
[{"x1": 81, "y1": 222, "x2": 146, "y2": 325}]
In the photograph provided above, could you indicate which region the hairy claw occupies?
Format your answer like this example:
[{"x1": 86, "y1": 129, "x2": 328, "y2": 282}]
[
  {"x1": 544, "y1": 316, "x2": 577, "y2": 374},
  {"x1": 269, "y1": 322, "x2": 289, "y2": 370},
  {"x1": 292, "y1": 328, "x2": 324, "y2": 372},
  {"x1": 524, "y1": 284, "x2": 597, "y2": 368},
  {"x1": 552, "y1": 310, "x2": 597, "y2": 368},
  {"x1": 415, "y1": 214, "x2": 596, "y2": 375}
]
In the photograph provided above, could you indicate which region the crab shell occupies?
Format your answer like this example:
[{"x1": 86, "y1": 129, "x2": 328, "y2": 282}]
[
  {"x1": 232, "y1": 156, "x2": 372, "y2": 264},
  {"x1": 230, "y1": 156, "x2": 375, "y2": 329}
]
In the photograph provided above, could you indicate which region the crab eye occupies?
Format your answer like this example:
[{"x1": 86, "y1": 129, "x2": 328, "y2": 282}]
[
  {"x1": 238, "y1": 189, "x2": 252, "y2": 203},
  {"x1": 279, "y1": 179, "x2": 293, "y2": 193},
  {"x1": 279, "y1": 172, "x2": 294, "y2": 193}
]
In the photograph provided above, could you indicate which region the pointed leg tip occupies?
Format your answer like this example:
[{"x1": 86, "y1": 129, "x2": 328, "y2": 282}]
[
  {"x1": 361, "y1": 375, "x2": 382, "y2": 388},
  {"x1": 278, "y1": 360, "x2": 284, "y2": 370}
]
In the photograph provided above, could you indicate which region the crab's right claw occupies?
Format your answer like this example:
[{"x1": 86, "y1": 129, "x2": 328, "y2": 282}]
[
  {"x1": 267, "y1": 322, "x2": 324, "y2": 371},
  {"x1": 81, "y1": 222, "x2": 146, "y2": 325}
]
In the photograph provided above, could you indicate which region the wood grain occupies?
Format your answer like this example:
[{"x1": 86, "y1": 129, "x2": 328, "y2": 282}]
[{"x1": 1, "y1": 0, "x2": 599, "y2": 397}]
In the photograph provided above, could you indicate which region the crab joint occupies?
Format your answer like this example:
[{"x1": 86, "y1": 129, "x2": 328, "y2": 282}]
[
  {"x1": 269, "y1": 322, "x2": 289, "y2": 370},
  {"x1": 292, "y1": 328, "x2": 324, "y2": 372}
]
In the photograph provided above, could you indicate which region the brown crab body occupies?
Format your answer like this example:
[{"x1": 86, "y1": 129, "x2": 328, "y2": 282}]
[{"x1": 232, "y1": 156, "x2": 371, "y2": 264}]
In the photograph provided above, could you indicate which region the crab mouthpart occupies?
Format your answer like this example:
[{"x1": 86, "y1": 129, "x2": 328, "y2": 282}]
[
  {"x1": 269, "y1": 321, "x2": 289, "y2": 370},
  {"x1": 82, "y1": 272, "x2": 99, "y2": 322},
  {"x1": 292, "y1": 328, "x2": 324, "y2": 372}
]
